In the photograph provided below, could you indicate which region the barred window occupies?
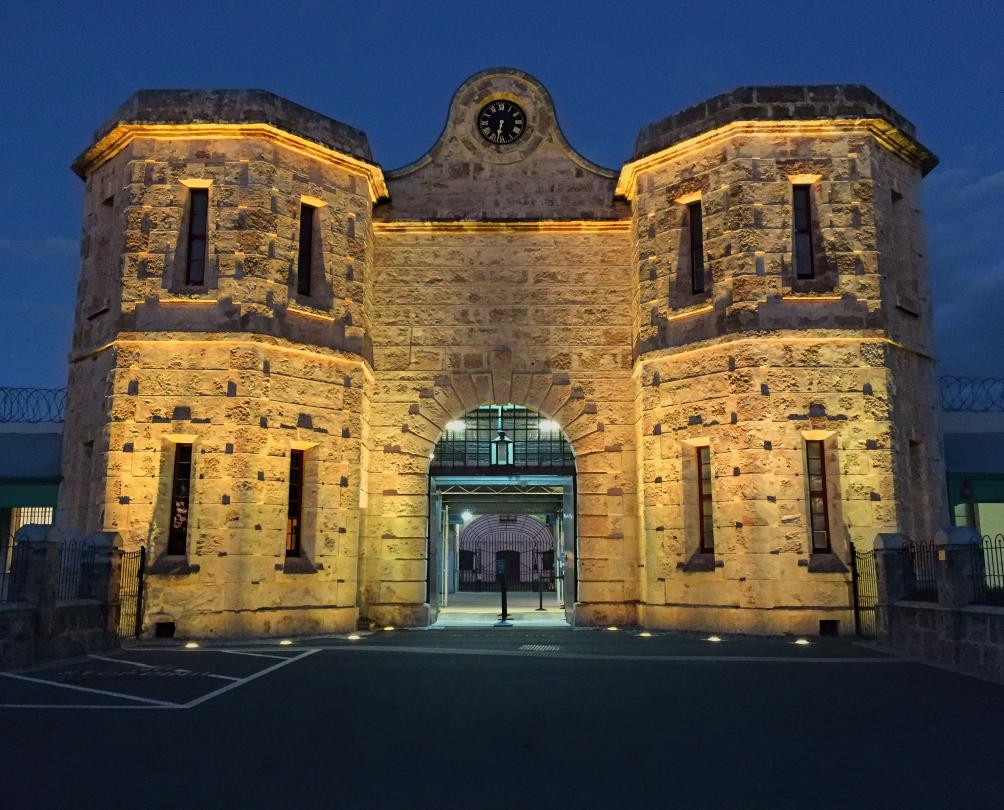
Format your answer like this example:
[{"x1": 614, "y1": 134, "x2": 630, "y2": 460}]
[
  {"x1": 793, "y1": 184, "x2": 815, "y2": 279},
  {"x1": 185, "y1": 189, "x2": 209, "y2": 285},
  {"x1": 806, "y1": 440, "x2": 831, "y2": 553},
  {"x1": 697, "y1": 446, "x2": 714, "y2": 553},
  {"x1": 168, "y1": 444, "x2": 193, "y2": 555}
]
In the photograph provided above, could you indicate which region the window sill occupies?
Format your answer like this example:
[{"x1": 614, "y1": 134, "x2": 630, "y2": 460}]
[
  {"x1": 277, "y1": 555, "x2": 318, "y2": 575},
  {"x1": 148, "y1": 554, "x2": 200, "y2": 576},
  {"x1": 677, "y1": 552, "x2": 721, "y2": 573},
  {"x1": 804, "y1": 553, "x2": 848, "y2": 574}
]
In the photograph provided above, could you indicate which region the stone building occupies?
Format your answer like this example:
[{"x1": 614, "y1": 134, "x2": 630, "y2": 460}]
[{"x1": 59, "y1": 68, "x2": 944, "y2": 638}]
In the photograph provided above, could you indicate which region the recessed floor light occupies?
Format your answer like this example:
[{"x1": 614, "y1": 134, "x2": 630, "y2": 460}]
[
  {"x1": 638, "y1": 631, "x2": 652, "y2": 638},
  {"x1": 383, "y1": 626, "x2": 395, "y2": 632},
  {"x1": 707, "y1": 635, "x2": 722, "y2": 643},
  {"x1": 347, "y1": 633, "x2": 361, "y2": 641},
  {"x1": 279, "y1": 639, "x2": 293, "y2": 646},
  {"x1": 184, "y1": 641, "x2": 199, "y2": 649},
  {"x1": 606, "y1": 626, "x2": 619, "y2": 632},
  {"x1": 794, "y1": 638, "x2": 811, "y2": 646}
]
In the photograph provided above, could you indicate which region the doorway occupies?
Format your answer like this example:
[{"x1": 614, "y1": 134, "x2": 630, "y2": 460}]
[{"x1": 425, "y1": 404, "x2": 577, "y2": 627}]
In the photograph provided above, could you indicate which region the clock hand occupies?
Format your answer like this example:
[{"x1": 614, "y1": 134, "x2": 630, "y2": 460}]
[{"x1": 497, "y1": 120, "x2": 504, "y2": 137}]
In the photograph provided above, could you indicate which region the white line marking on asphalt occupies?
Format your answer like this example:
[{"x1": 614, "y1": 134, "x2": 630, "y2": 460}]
[
  {"x1": 204, "y1": 673, "x2": 241, "y2": 681},
  {"x1": 318, "y1": 644, "x2": 906, "y2": 664},
  {"x1": 88, "y1": 654, "x2": 158, "y2": 669},
  {"x1": 0, "y1": 672, "x2": 180, "y2": 707},
  {"x1": 182, "y1": 648, "x2": 319, "y2": 708},
  {"x1": 0, "y1": 704, "x2": 175, "y2": 710}
]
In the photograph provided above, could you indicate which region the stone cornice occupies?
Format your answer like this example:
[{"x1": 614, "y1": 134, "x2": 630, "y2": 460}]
[
  {"x1": 373, "y1": 219, "x2": 630, "y2": 234},
  {"x1": 72, "y1": 123, "x2": 389, "y2": 201},
  {"x1": 616, "y1": 118, "x2": 938, "y2": 201}
]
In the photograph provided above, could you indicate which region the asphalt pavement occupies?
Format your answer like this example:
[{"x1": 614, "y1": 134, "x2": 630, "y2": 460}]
[{"x1": 1, "y1": 628, "x2": 1001, "y2": 809}]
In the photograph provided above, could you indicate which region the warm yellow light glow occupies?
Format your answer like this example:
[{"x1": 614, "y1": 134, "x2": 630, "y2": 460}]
[
  {"x1": 794, "y1": 638, "x2": 811, "y2": 646},
  {"x1": 346, "y1": 633, "x2": 361, "y2": 641},
  {"x1": 707, "y1": 635, "x2": 722, "y2": 643},
  {"x1": 667, "y1": 304, "x2": 714, "y2": 322},
  {"x1": 184, "y1": 641, "x2": 199, "y2": 649},
  {"x1": 616, "y1": 118, "x2": 934, "y2": 200},
  {"x1": 74, "y1": 123, "x2": 388, "y2": 200},
  {"x1": 607, "y1": 626, "x2": 619, "y2": 632},
  {"x1": 373, "y1": 220, "x2": 630, "y2": 234},
  {"x1": 674, "y1": 190, "x2": 702, "y2": 205},
  {"x1": 279, "y1": 639, "x2": 293, "y2": 646},
  {"x1": 383, "y1": 626, "x2": 395, "y2": 632},
  {"x1": 638, "y1": 631, "x2": 652, "y2": 638}
]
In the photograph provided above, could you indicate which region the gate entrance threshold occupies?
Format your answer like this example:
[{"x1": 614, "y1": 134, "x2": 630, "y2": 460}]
[{"x1": 432, "y1": 592, "x2": 570, "y2": 628}]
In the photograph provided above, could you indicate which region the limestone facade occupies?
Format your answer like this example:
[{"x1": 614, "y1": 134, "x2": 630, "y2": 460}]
[{"x1": 58, "y1": 71, "x2": 944, "y2": 637}]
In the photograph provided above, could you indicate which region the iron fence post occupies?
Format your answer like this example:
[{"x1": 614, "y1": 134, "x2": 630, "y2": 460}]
[
  {"x1": 135, "y1": 546, "x2": 146, "y2": 639},
  {"x1": 850, "y1": 542, "x2": 862, "y2": 637}
]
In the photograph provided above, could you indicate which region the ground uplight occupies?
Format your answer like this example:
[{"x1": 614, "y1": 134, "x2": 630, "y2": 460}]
[
  {"x1": 383, "y1": 626, "x2": 395, "y2": 632},
  {"x1": 606, "y1": 626, "x2": 619, "y2": 632},
  {"x1": 279, "y1": 639, "x2": 293, "y2": 646},
  {"x1": 706, "y1": 635, "x2": 722, "y2": 643},
  {"x1": 184, "y1": 641, "x2": 199, "y2": 649},
  {"x1": 794, "y1": 638, "x2": 811, "y2": 646},
  {"x1": 347, "y1": 633, "x2": 361, "y2": 641},
  {"x1": 638, "y1": 631, "x2": 652, "y2": 638}
]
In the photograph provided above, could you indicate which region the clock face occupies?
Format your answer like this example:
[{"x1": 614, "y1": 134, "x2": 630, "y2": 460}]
[{"x1": 477, "y1": 100, "x2": 526, "y2": 145}]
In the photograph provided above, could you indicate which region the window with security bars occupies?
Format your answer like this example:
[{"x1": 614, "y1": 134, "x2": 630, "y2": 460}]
[
  {"x1": 286, "y1": 449, "x2": 304, "y2": 557},
  {"x1": 696, "y1": 446, "x2": 714, "y2": 553},
  {"x1": 688, "y1": 201, "x2": 706, "y2": 294},
  {"x1": 431, "y1": 405, "x2": 574, "y2": 471},
  {"x1": 805, "y1": 440, "x2": 831, "y2": 553},
  {"x1": 168, "y1": 444, "x2": 193, "y2": 555},
  {"x1": 793, "y1": 184, "x2": 815, "y2": 279},
  {"x1": 185, "y1": 188, "x2": 209, "y2": 285},
  {"x1": 4, "y1": 507, "x2": 54, "y2": 573}
]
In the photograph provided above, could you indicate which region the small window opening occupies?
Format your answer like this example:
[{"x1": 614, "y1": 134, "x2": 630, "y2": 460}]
[
  {"x1": 296, "y1": 203, "x2": 316, "y2": 297},
  {"x1": 697, "y1": 446, "x2": 714, "y2": 553},
  {"x1": 286, "y1": 449, "x2": 304, "y2": 557},
  {"x1": 806, "y1": 440, "x2": 831, "y2": 553},
  {"x1": 819, "y1": 619, "x2": 839, "y2": 637},
  {"x1": 155, "y1": 621, "x2": 176, "y2": 639},
  {"x1": 167, "y1": 444, "x2": 193, "y2": 555},
  {"x1": 185, "y1": 189, "x2": 209, "y2": 285},
  {"x1": 688, "y1": 201, "x2": 705, "y2": 294},
  {"x1": 793, "y1": 184, "x2": 815, "y2": 279}
]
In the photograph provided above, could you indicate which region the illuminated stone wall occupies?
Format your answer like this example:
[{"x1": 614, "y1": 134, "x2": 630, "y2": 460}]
[{"x1": 59, "y1": 76, "x2": 942, "y2": 637}]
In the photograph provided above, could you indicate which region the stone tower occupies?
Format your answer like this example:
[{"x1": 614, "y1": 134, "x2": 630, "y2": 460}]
[{"x1": 60, "y1": 71, "x2": 942, "y2": 637}]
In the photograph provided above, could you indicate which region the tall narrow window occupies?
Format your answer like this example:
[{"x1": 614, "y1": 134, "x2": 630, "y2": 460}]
[
  {"x1": 286, "y1": 450, "x2": 304, "y2": 557},
  {"x1": 168, "y1": 444, "x2": 193, "y2": 555},
  {"x1": 697, "y1": 446, "x2": 714, "y2": 553},
  {"x1": 296, "y1": 203, "x2": 316, "y2": 297},
  {"x1": 688, "y1": 201, "x2": 705, "y2": 294},
  {"x1": 792, "y1": 184, "x2": 815, "y2": 279},
  {"x1": 185, "y1": 189, "x2": 209, "y2": 285},
  {"x1": 805, "y1": 440, "x2": 831, "y2": 553}
]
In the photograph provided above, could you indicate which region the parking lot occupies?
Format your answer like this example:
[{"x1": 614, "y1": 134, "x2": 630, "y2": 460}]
[{"x1": 2, "y1": 629, "x2": 1003, "y2": 808}]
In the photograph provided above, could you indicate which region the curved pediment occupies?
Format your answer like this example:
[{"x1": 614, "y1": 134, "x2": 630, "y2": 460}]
[{"x1": 378, "y1": 68, "x2": 627, "y2": 221}]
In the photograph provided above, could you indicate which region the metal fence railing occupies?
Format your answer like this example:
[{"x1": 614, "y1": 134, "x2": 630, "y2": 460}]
[
  {"x1": 56, "y1": 540, "x2": 100, "y2": 600},
  {"x1": 0, "y1": 386, "x2": 67, "y2": 423},
  {"x1": 904, "y1": 542, "x2": 939, "y2": 601},
  {"x1": 0, "y1": 541, "x2": 30, "y2": 603},
  {"x1": 971, "y1": 534, "x2": 1004, "y2": 606}
]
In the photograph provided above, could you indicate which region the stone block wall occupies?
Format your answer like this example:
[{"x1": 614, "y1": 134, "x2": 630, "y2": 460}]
[{"x1": 362, "y1": 225, "x2": 638, "y2": 627}]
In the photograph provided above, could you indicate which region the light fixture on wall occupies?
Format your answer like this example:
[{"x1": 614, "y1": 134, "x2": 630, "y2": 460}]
[
  {"x1": 490, "y1": 428, "x2": 513, "y2": 465},
  {"x1": 445, "y1": 419, "x2": 466, "y2": 432},
  {"x1": 538, "y1": 419, "x2": 559, "y2": 434},
  {"x1": 461, "y1": 510, "x2": 474, "y2": 523}
]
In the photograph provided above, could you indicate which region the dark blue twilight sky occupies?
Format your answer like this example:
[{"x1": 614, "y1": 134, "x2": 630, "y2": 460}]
[{"x1": 1, "y1": 0, "x2": 1001, "y2": 387}]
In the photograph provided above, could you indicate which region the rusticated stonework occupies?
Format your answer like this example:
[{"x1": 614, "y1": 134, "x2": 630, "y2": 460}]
[{"x1": 58, "y1": 69, "x2": 944, "y2": 637}]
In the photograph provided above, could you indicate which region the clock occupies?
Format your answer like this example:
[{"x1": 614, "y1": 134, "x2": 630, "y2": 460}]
[{"x1": 477, "y1": 100, "x2": 526, "y2": 145}]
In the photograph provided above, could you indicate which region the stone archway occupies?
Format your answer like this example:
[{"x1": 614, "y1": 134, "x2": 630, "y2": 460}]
[{"x1": 359, "y1": 366, "x2": 639, "y2": 629}]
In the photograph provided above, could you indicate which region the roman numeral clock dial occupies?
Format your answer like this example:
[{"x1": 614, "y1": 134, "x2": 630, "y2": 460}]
[{"x1": 477, "y1": 100, "x2": 526, "y2": 145}]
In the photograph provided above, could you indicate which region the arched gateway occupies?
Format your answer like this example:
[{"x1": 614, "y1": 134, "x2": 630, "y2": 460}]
[{"x1": 427, "y1": 404, "x2": 577, "y2": 625}]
